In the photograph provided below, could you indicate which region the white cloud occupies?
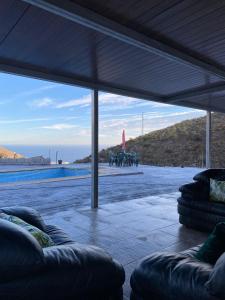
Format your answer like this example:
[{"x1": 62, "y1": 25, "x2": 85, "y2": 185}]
[
  {"x1": 76, "y1": 128, "x2": 91, "y2": 136},
  {"x1": 2, "y1": 84, "x2": 58, "y2": 104},
  {"x1": 29, "y1": 97, "x2": 54, "y2": 108},
  {"x1": 48, "y1": 92, "x2": 187, "y2": 114},
  {"x1": 42, "y1": 123, "x2": 77, "y2": 130},
  {"x1": 149, "y1": 102, "x2": 172, "y2": 108},
  {"x1": 0, "y1": 118, "x2": 49, "y2": 124},
  {"x1": 99, "y1": 94, "x2": 173, "y2": 112},
  {"x1": 160, "y1": 110, "x2": 203, "y2": 118},
  {"x1": 64, "y1": 116, "x2": 78, "y2": 121},
  {"x1": 18, "y1": 84, "x2": 57, "y2": 98},
  {"x1": 56, "y1": 94, "x2": 91, "y2": 108},
  {"x1": 99, "y1": 110, "x2": 201, "y2": 127},
  {"x1": 80, "y1": 103, "x2": 91, "y2": 108},
  {"x1": 55, "y1": 92, "x2": 161, "y2": 110},
  {"x1": 101, "y1": 111, "x2": 159, "y2": 120},
  {"x1": 0, "y1": 116, "x2": 80, "y2": 127}
]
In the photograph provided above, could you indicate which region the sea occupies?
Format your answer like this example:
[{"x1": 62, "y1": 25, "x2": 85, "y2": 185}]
[{"x1": 4, "y1": 145, "x2": 107, "y2": 164}]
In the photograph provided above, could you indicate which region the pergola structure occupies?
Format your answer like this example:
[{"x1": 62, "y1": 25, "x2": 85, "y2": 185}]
[{"x1": 1, "y1": 0, "x2": 225, "y2": 207}]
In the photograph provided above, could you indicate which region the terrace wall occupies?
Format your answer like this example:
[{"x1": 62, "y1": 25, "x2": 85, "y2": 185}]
[{"x1": 0, "y1": 156, "x2": 50, "y2": 165}]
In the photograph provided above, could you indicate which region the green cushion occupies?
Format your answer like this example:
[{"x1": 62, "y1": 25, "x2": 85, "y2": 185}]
[
  {"x1": 210, "y1": 179, "x2": 225, "y2": 203},
  {"x1": 0, "y1": 212, "x2": 55, "y2": 248},
  {"x1": 195, "y1": 222, "x2": 225, "y2": 264}
]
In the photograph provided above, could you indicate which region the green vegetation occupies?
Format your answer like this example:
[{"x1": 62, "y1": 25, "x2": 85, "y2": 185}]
[{"x1": 76, "y1": 112, "x2": 225, "y2": 168}]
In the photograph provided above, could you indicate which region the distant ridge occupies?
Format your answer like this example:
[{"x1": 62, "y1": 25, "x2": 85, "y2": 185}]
[
  {"x1": 0, "y1": 146, "x2": 23, "y2": 159},
  {"x1": 76, "y1": 112, "x2": 225, "y2": 168}
]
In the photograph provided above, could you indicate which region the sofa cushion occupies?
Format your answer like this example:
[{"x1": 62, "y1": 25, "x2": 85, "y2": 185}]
[
  {"x1": 210, "y1": 179, "x2": 225, "y2": 203},
  {"x1": 0, "y1": 206, "x2": 46, "y2": 231},
  {"x1": 206, "y1": 252, "x2": 225, "y2": 298},
  {"x1": 179, "y1": 182, "x2": 209, "y2": 201},
  {"x1": 0, "y1": 218, "x2": 44, "y2": 282},
  {"x1": 195, "y1": 222, "x2": 225, "y2": 264},
  {"x1": 0, "y1": 212, "x2": 55, "y2": 248},
  {"x1": 130, "y1": 252, "x2": 212, "y2": 300}
]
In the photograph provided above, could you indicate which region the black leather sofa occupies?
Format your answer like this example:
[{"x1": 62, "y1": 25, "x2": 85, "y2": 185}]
[
  {"x1": 130, "y1": 244, "x2": 225, "y2": 300},
  {"x1": 178, "y1": 169, "x2": 225, "y2": 232},
  {"x1": 0, "y1": 206, "x2": 125, "y2": 300}
]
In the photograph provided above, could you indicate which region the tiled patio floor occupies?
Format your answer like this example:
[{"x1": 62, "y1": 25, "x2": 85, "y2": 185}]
[{"x1": 43, "y1": 192, "x2": 207, "y2": 300}]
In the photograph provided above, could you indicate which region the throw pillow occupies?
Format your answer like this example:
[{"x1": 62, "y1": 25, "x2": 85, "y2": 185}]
[
  {"x1": 210, "y1": 179, "x2": 225, "y2": 203},
  {"x1": 0, "y1": 212, "x2": 55, "y2": 248},
  {"x1": 195, "y1": 222, "x2": 225, "y2": 264}
]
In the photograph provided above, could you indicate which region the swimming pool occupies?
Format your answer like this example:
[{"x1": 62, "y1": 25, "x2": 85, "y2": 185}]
[{"x1": 0, "y1": 168, "x2": 90, "y2": 184}]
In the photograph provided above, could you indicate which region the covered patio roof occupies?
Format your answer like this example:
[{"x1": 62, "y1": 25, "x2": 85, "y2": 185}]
[
  {"x1": 1, "y1": 0, "x2": 225, "y2": 112},
  {"x1": 0, "y1": 0, "x2": 224, "y2": 207}
]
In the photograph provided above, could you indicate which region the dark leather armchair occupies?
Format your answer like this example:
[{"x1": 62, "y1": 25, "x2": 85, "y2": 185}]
[
  {"x1": 0, "y1": 206, "x2": 125, "y2": 300},
  {"x1": 130, "y1": 245, "x2": 225, "y2": 300},
  {"x1": 178, "y1": 169, "x2": 225, "y2": 232}
]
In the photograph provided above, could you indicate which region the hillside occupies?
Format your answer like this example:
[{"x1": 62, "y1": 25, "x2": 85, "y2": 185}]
[
  {"x1": 76, "y1": 112, "x2": 225, "y2": 168},
  {"x1": 0, "y1": 146, "x2": 23, "y2": 159}
]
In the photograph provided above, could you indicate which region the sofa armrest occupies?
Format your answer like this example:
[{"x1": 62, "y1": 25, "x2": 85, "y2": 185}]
[
  {"x1": 179, "y1": 182, "x2": 209, "y2": 201},
  {"x1": 0, "y1": 206, "x2": 46, "y2": 231},
  {"x1": 194, "y1": 169, "x2": 225, "y2": 184},
  {"x1": 0, "y1": 219, "x2": 44, "y2": 282},
  {"x1": 206, "y1": 252, "x2": 225, "y2": 298},
  {"x1": 43, "y1": 243, "x2": 125, "y2": 290}
]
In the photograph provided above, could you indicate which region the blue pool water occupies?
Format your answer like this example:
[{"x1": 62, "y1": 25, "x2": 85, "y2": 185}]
[{"x1": 0, "y1": 168, "x2": 90, "y2": 183}]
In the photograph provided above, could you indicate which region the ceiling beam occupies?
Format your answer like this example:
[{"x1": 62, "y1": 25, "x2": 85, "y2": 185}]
[
  {"x1": 1, "y1": 58, "x2": 224, "y2": 112},
  {"x1": 165, "y1": 82, "x2": 225, "y2": 103},
  {"x1": 0, "y1": 58, "x2": 161, "y2": 102},
  {"x1": 22, "y1": 0, "x2": 225, "y2": 80}
]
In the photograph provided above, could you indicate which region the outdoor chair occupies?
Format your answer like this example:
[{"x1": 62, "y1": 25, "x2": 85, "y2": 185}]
[
  {"x1": 108, "y1": 151, "x2": 139, "y2": 167},
  {"x1": 0, "y1": 206, "x2": 125, "y2": 300}
]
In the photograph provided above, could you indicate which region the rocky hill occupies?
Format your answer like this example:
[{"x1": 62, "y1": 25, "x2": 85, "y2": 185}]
[
  {"x1": 0, "y1": 146, "x2": 23, "y2": 159},
  {"x1": 76, "y1": 112, "x2": 225, "y2": 168}
]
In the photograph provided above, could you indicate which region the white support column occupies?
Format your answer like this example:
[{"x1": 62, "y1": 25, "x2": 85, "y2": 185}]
[
  {"x1": 91, "y1": 89, "x2": 99, "y2": 208},
  {"x1": 206, "y1": 110, "x2": 211, "y2": 169}
]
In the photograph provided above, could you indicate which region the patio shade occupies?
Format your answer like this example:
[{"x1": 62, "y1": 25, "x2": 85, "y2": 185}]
[{"x1": 0, "y1": 0, "x2": 225, "y2": 112}]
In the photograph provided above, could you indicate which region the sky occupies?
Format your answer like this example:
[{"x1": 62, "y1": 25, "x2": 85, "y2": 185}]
[{"x1": 0, "y1": 72, "x2": 206, "y2": 146}]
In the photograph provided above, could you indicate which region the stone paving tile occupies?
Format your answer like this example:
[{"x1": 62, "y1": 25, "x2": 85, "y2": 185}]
[
  {"x1": 164, "y1": 240, "x2": 200, "y2": 253},
  {"x1": 123, "y1": 261, "x2": 138, "y2": 299},
  {"x1": 136, "y1": 229, "x2": 180, "y2": 248},
  {"x1": 161, "y1": 223, "x2": 208, "y2": 243}
]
